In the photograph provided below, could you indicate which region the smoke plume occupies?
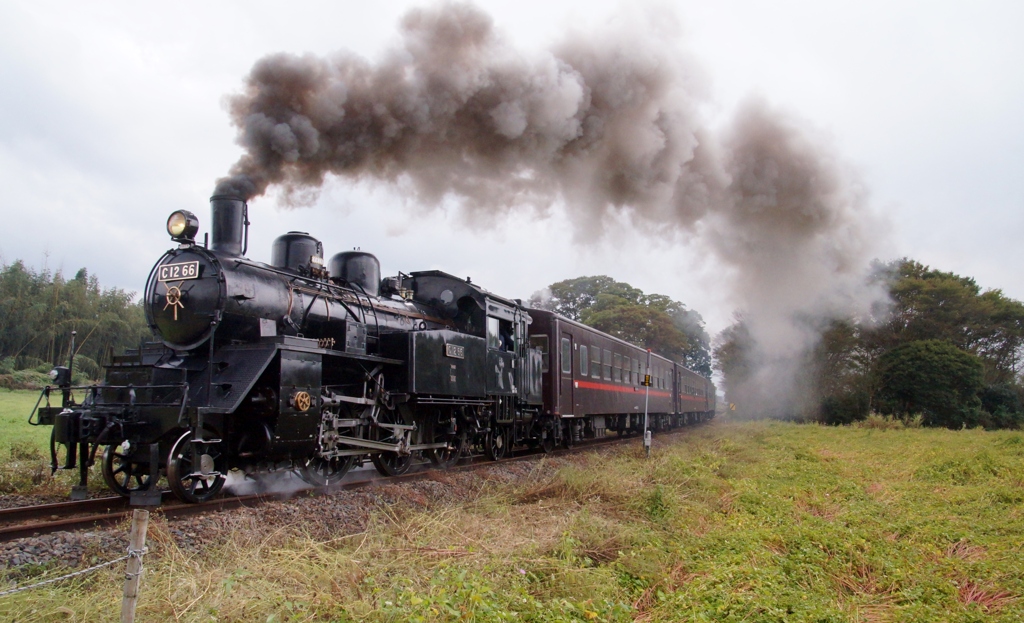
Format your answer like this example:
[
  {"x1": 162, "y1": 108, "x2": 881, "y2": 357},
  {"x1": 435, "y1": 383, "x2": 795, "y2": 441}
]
[{"x1": 216, "y1": 2, "x2": 886, "y2": 417}]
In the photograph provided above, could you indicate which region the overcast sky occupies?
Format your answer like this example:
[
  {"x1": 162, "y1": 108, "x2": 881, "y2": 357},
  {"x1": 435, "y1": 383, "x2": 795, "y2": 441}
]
[{"x1": 1, "y1": 0, "x2": 1021, "y2": 337}]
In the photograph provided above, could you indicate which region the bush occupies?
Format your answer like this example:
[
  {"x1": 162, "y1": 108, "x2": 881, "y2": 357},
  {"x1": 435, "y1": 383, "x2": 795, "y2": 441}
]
[
  {"x1": 855, "y1": 414, "x2": 906, "y2": 430},
  {"x1": 979, "y1": 385, "x2": 1024, "y2": 429},
  {"x1": 72, "y1": 354, "x2": 101, "y2": 380},
  {"x1": 877, "y1": 340, "x2": 984, "y2": 428},
  {"x1": 819, "y1": 391, "x2": 869, "y2": 425},
  {"x1": 980, "y1": 408, "x2": 1024, "y2": 430},
  {"x1": 15, "y1": 356, "x2": 46, "y2": 371},
  {"x1": 11, "y1": 369, "x2": 50, "y2": 389}
]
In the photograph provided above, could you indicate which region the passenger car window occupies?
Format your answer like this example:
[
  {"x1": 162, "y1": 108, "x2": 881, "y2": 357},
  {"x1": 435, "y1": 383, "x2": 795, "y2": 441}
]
[
  {"x1": 613, "y1": 353, "x2": 622, "y2": 382},
  {"x1": 591, "y1": 345, "x2": 601, "y2": 379},
  {"x1": 580, "y1": 345, "x2": 589, "y2": 377},
  {"x1": 603, "y1": 349, "x2": 612, "y2": 380},
  {"x1": 561, "y1": 338, "x2": 571, "y2": 374}
]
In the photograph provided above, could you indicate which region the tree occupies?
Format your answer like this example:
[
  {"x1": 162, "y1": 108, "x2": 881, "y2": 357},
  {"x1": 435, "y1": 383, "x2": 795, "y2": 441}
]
[
  {"x1": 529, "y1": 276, "x2": 643, "y2": 321},
  {"x1": 582, "y1": 296, "x2": 689, "y2": 362},
  {"x1": 877, "y1": 340, "x2": 984, "y2": 428},
  {"x1": 530, "y1": 276, "x2": 712, "y2": 377},
  {"x1": 867, "y1": 259, "x2": 1024, "y2": 384},
  {"x1": 715, "y1": 258, "x2": 1024, "y2": 427},
  {"x1": 0, "y1": 260, "x2": 150, "y2": 381}
]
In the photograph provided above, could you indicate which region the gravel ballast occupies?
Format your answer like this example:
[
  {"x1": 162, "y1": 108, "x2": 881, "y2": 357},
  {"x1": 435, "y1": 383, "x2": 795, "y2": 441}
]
[{"x1": 1, "y1": 457, "x2": 564, "y2": 580}]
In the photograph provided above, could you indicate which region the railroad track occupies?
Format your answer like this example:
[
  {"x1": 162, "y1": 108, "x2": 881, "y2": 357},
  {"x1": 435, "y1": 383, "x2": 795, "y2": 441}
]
[{"x1": 0, "y1": 428, "x2": 676, "y2": 544}]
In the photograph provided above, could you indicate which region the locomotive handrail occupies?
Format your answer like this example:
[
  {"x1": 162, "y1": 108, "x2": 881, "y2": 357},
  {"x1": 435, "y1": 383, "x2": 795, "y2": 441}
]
[
  {"x1": 231, "y1": 256, "x2": 454, "y2": 329},
  {"x1": 289, "y1": 281, "x2": 364, "y2": 324},
  {"x1": 26, "y1": 387, "x2": 51, "y2": 426},
  {"x1": 232, "y1": 257, "x2": 342, "y2": 293},
  {"x1": 347, "y1": 279, "x2": 382, "y2": 343},
  {"x1": 41, "y1": 383, "x2": 189, "y2": 390},
  {"x1": 226, "y1": 255, "x2": 368, "y2": 323},
  {"x1": 143, "y1": 249, "x2": 177, "y2": 333}
]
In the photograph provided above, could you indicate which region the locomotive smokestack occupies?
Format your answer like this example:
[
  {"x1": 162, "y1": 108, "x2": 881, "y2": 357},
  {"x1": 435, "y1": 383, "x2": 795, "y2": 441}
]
[{"x1": 209, "y1": 195, "x2": 248, "y2": 257}]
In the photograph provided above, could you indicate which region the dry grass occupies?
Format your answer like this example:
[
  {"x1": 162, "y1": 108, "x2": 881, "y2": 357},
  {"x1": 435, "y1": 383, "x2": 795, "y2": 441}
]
[
  {"x1": 956, "y1": 579, "x2": 1016, "y2": 612},
  {"x1": 946, "y1": 539, "x2": 987, "y2": 563},
  {"x1": 3, "y1": 420, "x2": 1024, "y2": 622}
]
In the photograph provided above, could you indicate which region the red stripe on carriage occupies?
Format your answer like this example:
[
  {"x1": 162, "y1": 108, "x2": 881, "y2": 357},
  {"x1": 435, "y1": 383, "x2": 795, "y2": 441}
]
[{"x1": 573, "y1": 379, "x2": 672, "y2": 398}]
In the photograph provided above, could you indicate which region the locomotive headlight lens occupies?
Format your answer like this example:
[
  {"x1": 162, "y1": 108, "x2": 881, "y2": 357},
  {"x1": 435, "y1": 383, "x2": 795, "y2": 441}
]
[
  {"x1": 166, "y1": 210, "x2": 199, "y2": 242},
  {"x1": 167, "y1": 212, "x2": 187, "y2": 236}
]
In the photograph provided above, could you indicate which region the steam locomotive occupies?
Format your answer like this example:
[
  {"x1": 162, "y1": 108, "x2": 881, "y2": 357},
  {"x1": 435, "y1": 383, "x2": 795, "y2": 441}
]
[{"x1": 30, "y1": 196, "x2": 715, "y2": 504}]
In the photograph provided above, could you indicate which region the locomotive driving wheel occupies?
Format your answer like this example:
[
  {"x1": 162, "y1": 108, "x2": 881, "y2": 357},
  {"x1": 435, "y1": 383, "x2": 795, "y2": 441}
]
[
  {"x1": 167, "y1": 430, "x2": 226, "y2": 503},
  {"x1": 300, "y1": 406, "x2": 360, "y2": 487},
  {"x1": 300, "y1": 455, "x2": 355, "y2": 488},
  {"x1": 370, "y1": 406, "x2": 412, "y2": 477},
  {"x1": 101, "y1": 442, "x2": 155, "y2": 497},
  {"x1": 427, "y1": 411, "x2": 465, "y2": 469},
  {"x1": 371, "y1": 449, "x2": 412, "y2": 476}
]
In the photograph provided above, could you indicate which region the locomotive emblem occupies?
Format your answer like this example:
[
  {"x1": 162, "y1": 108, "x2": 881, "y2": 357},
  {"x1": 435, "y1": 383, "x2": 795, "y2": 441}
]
[
  {"x1": 163, "y1": 283, "x2": 184, "y2": 321},
  {"x1": 292, "y1": 391, "x2": 312, "y2": 412}
]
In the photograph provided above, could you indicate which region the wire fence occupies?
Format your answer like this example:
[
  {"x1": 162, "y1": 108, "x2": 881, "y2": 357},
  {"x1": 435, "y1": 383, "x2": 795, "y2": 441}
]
[{"x1": 0, "y1": 546, "x2": 147, "y2": 598}]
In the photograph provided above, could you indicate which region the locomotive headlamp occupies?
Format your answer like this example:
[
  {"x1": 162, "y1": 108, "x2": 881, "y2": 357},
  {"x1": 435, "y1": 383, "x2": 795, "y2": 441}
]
[
  {"x1": 167, "y1": 210, "x2": 199, "y2": 242},
  {"x1": 48, "y1": 366, "x2": 71, "y2": 386}
]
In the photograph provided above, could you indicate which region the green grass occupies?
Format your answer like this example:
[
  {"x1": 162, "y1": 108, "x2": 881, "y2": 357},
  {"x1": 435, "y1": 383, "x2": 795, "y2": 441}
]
[
  {"x1": 0, "y1": 389, "x2": 103, "y2": 494},
  {"x1": 0, "y1": 389, "x2": 52, "y2": 457},
  {"x1": 2, "y1": 421, "x2": 1023, "y2": 622}
]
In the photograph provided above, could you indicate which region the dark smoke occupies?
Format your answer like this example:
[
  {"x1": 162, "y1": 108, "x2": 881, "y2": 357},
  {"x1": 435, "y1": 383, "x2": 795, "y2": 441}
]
[
  {"x1": 215, "y1": 3, "x2": 713, "y2": 220},
  {"x1": 217, "y1": 2, "x2": 886, "y2": 416}
]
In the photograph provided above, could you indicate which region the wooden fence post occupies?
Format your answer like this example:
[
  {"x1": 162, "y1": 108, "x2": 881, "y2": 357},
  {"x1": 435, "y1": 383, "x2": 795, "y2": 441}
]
[{"x1": 120, "y1": 509, "x2": 150, "y2": 623}]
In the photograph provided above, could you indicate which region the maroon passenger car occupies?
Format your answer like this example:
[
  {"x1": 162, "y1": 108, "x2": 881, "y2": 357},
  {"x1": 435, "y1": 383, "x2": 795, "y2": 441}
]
[{"x1": 527, "y1": 309, "x2": 715, "y2": 445}]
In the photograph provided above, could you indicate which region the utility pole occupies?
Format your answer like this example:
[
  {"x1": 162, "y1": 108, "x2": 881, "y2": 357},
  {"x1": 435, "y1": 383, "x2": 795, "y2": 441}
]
[{"x1": 642, "y1": 349, "x2": 652, "y2": 457}]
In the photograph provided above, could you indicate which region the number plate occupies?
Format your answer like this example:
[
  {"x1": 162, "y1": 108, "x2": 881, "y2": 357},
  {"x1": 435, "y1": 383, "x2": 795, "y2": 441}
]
[
  {"x1": 157, "y1": 261, "x2": 200, "y2": 282},
  {"x1": 445, "y1": 343, "x2": 465, "y2": 359}
]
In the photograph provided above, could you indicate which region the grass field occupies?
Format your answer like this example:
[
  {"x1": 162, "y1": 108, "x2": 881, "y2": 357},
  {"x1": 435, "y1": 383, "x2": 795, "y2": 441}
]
[
  {"x1": 0, "y1": 389, "x2": 101, "y2": 495},
  {"x1": 0, "y1": 389, "x2": 52, "y2": 457},
  {"x1": 1, "y1": 407, "x2": 1022, "y2": 621}
]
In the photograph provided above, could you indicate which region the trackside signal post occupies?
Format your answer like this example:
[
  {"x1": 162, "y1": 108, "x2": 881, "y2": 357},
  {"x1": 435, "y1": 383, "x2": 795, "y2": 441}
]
[{"x1": 642, "y1": 349, "x2": 652, "y2": 457}]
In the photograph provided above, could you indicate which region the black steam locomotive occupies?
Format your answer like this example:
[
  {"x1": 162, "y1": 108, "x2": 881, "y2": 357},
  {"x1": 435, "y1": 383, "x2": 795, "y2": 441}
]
[{"x1": 30, "y1": 196, "x2": 714, "y2": 504}]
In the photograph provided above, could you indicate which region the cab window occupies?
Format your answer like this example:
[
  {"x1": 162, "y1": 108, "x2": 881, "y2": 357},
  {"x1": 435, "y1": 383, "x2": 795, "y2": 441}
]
[
  {"x1": 487, "y1": 317, "x2": 501, "y2": 350},
  {"x1": 530, "y1": 335, "x2": 549, "y2": 373}
]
